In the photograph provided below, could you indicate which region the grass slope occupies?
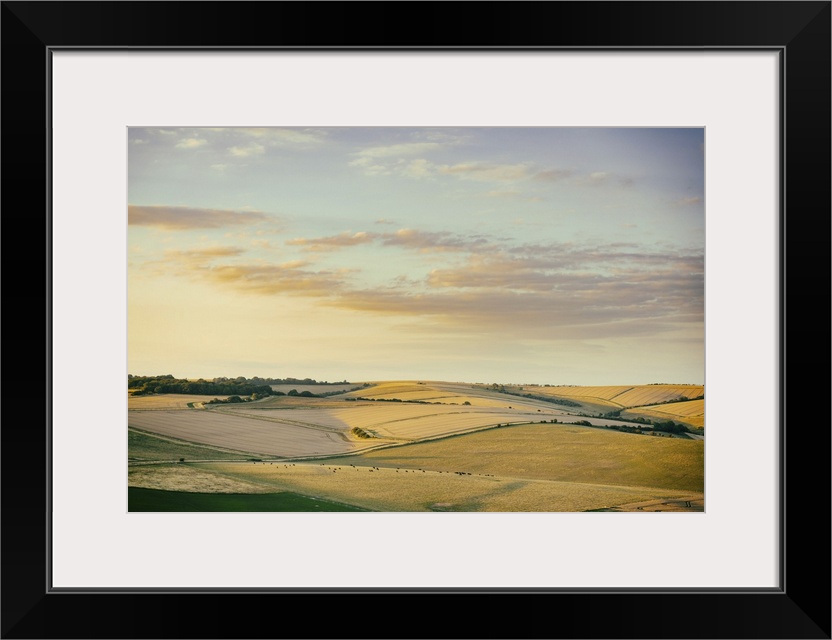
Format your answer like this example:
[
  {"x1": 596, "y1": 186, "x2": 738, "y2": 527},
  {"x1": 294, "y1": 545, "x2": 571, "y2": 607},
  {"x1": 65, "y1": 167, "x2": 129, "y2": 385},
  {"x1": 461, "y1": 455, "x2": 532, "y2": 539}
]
[
  {"x1": 128, "y1": 486, "x2": 369, "y2": 511},
  {"x1": 128, "y1": 428, "x2": 253, "y2": 461}
]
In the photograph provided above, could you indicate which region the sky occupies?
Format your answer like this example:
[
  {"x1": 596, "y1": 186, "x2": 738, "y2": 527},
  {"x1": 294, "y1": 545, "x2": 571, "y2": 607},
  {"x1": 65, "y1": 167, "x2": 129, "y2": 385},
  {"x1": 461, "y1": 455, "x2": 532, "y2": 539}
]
[{"x1": 128, "y1": 127, "x2": 704, "y2": 386}]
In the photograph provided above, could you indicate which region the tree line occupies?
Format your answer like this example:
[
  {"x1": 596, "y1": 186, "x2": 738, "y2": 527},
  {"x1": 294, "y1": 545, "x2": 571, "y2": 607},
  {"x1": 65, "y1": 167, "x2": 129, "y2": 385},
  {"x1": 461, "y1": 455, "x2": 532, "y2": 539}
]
[
  {"x1": 128, "y1": 375, "x2": 277, "y2": 398},
  {"x1": 128, "y1": 374, "x2": 352, "y2": 397}
]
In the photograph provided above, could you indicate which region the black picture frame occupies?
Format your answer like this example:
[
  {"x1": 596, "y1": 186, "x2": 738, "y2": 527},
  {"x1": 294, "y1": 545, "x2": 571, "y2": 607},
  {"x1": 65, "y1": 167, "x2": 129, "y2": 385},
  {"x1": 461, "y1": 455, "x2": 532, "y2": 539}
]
[{"x1": 2, "y1": 2, "x2": 829, "y2": 638}]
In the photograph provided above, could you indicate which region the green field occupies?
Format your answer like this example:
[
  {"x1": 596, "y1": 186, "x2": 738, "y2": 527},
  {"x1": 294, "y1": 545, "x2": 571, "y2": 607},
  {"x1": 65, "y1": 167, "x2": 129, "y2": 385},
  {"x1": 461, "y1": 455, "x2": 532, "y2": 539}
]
[
  {"x1": 128, "y1": 428, "x2": 254, "y2": 461},
  {"x1": 128, "y1": 486, "x2": 370, "y2": 511}
]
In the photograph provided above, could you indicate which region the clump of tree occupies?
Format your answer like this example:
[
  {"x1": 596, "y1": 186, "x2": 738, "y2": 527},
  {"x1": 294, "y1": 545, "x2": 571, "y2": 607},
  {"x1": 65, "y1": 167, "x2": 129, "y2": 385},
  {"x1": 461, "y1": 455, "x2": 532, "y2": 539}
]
[
  {"x1": 350, "y1": 427, "x2": 373, "y2": 439},
  {"x1": 651, "y1": 420, "x2": 689, "y2": 434},
  {"x1": 287, "y1": 389, "x2": 319, "y2": 398},
  {"x1": 205, "y1": 395, "x2": 246, "y2": 405}
]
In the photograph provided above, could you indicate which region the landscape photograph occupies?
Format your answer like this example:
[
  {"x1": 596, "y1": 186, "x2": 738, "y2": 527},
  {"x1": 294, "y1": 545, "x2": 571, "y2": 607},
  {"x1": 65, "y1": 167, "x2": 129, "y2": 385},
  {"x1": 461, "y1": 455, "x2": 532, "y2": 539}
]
[{"x1": 128, "y1": 126, "x2": 705, "y2": 513}]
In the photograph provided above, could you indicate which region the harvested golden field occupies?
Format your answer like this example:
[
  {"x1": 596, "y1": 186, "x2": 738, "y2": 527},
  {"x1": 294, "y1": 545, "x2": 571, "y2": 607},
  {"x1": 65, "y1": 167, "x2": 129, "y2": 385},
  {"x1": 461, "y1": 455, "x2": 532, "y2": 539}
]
[
  {"x1": 127, "y1": 394, "x2": 233, "y2": 410},
  {"x1": 642, "y1": 398, "x2": 705, "y2": 417},
  {"x1": 197, "y1": 460, "x2": 699, "y2": 512},
  {"x1": 607, "y1": 385, "x2": 703, "y2": 407},
  {"x1": 350, "y1": 380, "x2": 575, "y2": 411},
  {"x1": 518, "y1": 384, "x2": 703, "y2": 409},
  {"x1": 246, "y1": 395, "x2": 367, "y2": 409},
  {"x1": 521, "y1": 385, "x2": 634, "y2": 401},
  {"x1": 343, "y1": 381, "x2": 429, "y2": 399},
  {"x1": 325, "y1": 423, "x2": 704, "y2": 492},
  {"x1": 622, "y1": 399, "x2": 705, "y2": 429}
]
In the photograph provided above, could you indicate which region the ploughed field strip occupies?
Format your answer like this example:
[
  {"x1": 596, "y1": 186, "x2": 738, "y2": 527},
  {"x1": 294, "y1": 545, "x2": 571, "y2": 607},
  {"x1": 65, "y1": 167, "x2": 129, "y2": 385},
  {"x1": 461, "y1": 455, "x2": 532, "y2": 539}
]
[{"x1": 127, "y1": 410, "x2": 359, "y2": 457}]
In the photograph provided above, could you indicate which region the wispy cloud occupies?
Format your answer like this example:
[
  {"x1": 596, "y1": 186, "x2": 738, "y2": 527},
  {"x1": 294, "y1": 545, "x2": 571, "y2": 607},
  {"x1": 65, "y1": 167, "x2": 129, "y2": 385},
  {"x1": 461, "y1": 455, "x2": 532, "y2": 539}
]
[
  {"x1": 534, "y1": 168, "x2": 574, "y2": 182},
  {"x1": 229, "y1": 142, "x2": 265, "y2": 158},
  {"x1": 352, "y1": 142, "x2": 444, "y2": 160},
  {"x1": 437, "y1": 162, "x2": 533, "y2": 182},
  {"x1": 349, "y1": 151, "x2": 631, "y2": 192},
  {"x1": 128, "y1": 205, "x2": 270, "y2": 230},
  {"x1": 676, "y1": 196, "x2": 703, "y2": 206},
  {"x1": 483, "y1": 190, "x2": 543, "y2": 202},
  {"x1": 287, "y1": 231, "x2": 375, "y2": 252},
  {"x1": 287, "y1": 228, "x2": 493, "y2": 254},
  {"x1": 175, "y1": 138, "x2": 207, "y2": 149},
  {"x1": 156, "y1": 249, "x2": 345, "y2": 297},
  {"x1": 161, "y1": 246, "x2": 247, "y2": 261},
  {"x1": 236, "y1": 128, "x2": 329, "y2": 148},
  {"x1": 380, "y1": 228, "x2": 492, "y2": 253}
]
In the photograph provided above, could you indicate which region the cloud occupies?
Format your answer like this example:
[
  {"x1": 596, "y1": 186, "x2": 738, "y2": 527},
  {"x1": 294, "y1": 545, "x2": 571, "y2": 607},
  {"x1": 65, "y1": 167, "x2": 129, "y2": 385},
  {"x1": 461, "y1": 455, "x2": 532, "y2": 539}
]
[
  {"x1": 237, "y1": 128, "x2": 328, "y2": 148},
  {"x1": 533, "y1": 168, "x2": 574, "y2": 182},
  {"x1": 157, "y1": 249, "x2": 344, "y2": 297},
  {"x1": 287, "y1": 228, "x2": 492, "y2": 254},
  {"x1": 380, "y1": 228, "x2": 491, "y2": 253},
  {"x1": 128, "y1": 205, "x2": 270, "y2": 230},
  {"x1": 146, "y1": 221, "x2": 702, "y2": 342},
  {"x1": 349, "y1": 151, "x2": 628, "y2": 193},
  {"x1": 348, "y1": 137, "x2": 463, "y2": 178},
  {"x1": 483, "y1": 190, "x2": 544, "y2": 202},
  {"x1": 175, "y1": 138, "x2": 207, "y2": 149},
  {"x1": 162, "y1": 246, "x2": 246, "y2": 260},
  {"x1": 401, "y1": 158, "x2": 433, "y2": 178},
  {"x1": 352, "y1": 142, "x2": 443, "y2": 160},
  {"x1": 676, "y1": 196, "x2": 703, "y2": 206},
  {"x1": 436, "y1": 162, "x2": 533, "y2": 182},
  {"x1": 229, "y1": 142, "x2": 265, "y2": 157},
  {"x1": 287, "y1": 231, "x2": 375, "y2": 252}
]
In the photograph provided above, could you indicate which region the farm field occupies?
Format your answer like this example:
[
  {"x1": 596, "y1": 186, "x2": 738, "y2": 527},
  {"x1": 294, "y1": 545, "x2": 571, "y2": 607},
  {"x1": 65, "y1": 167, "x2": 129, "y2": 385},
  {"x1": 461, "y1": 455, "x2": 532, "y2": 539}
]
[
  {"x1": 127, "y1": 409, "x2": 374, "y2": 458},
  {"x1": 325, "y1": 423, "x2": 704, "y2": 492},
  {"x1": 350, "y1": 381, "x2": 573, "y2": 411},
  {"x1": 128, "y1": 428, "x2": 254, "y2": 462},
  {"x1": 128, "y1": 422, "x2": 703, "y2": 512},
  {"x1": 195, "y1": 460, "x2": 699, "y2": 512},
  {"x1": 222, "y1": 403, "x2": 571, "y2": 439},
  {"x1": 499, "y1": 384, "x2": 704, "y2": 414},
  {"x1": 131, "y1": 397, "x2": 648, "y2": 460},
  {"x1": 622, "y1": 399, "x2": 705, "y2": 429},
  {"x1": 127, "y1": 380, "x2": 704, "y2": 512},
  {"x1": 128, "y1": 393, "x2": 233, "y2": 410}
]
